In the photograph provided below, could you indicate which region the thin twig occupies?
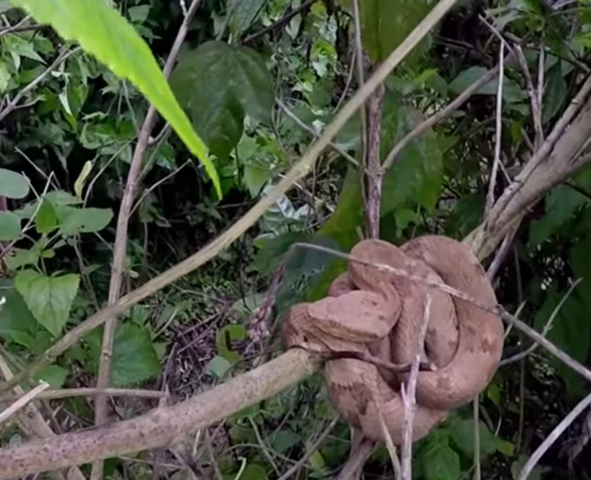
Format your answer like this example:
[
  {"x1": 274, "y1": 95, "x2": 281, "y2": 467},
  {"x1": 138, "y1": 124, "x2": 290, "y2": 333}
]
[
  {"x1": 382, "y1": 48, "x2": 518, "y2": 173},
  {"x1": 515, "y1": 44, "x2": 544, "y2": 148},
  {"x1": 485, "y1": 42, "x2": 505, "y2": 217},
  {"x1": 0, "y1": 382, "x2": 48, "y2": 425},
  {"x1": 92, "y1": 2, "x2": 205, "y2": 479},
  {"x1": 517, "y1": 391, "x2": 591, "y2": 480},
  {"x1": 0, "y1": 387, "x2": 170, "y2": 403},
  {"x1": 400, "y1": 293, "x2": 432, "y2": 480},
  {"x1": 276, "y1": 99, "x2": 358, "y2": 167},
  {"x1": 499, "y1": 279, "x2": 581, "y2": 367},
  {"x1": 243, "y1": 0, "x2": 317, "y2": 44},
  {"x1": 0, "y1": 14, "x2": 32, "y2": 38},
  {"x1": 0, "y1": 47, "x2": 80, "y2": 123},
  {"x1": 277, "y1": 416, "x2": 339, "y2": 480}
]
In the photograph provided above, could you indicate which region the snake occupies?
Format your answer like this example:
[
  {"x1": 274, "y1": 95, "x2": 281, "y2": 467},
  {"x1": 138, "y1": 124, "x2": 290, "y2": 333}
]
[{"x1": 282, "y1": 235, "x2": 504, "y2": 445}]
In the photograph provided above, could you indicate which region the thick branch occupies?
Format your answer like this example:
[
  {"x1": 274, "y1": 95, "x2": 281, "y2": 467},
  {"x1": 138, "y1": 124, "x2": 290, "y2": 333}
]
[{"x1": 0, "y1": 350, "x2": 321, "y2": 479}]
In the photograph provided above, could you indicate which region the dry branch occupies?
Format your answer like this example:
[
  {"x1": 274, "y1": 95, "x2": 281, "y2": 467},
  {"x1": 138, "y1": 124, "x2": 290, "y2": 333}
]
[{"x1": 0, "y1": 350, "x2": 321, "y2": 479}]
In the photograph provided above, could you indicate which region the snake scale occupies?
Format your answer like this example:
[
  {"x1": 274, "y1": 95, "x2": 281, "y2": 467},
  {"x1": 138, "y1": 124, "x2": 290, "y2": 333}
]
[{"x1": 282, "y1": 235, "x2": 504, "y2": 444}]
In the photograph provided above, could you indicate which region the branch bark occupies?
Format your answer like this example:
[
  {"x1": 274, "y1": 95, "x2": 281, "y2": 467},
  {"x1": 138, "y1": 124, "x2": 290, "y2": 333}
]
[{"x1": 0, "y1": 350, "x2": 321, "y2": 479}]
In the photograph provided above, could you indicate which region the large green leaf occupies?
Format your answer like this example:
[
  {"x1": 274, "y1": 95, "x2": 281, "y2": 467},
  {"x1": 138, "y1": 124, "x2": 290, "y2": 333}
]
[
  {"x1": 448, "y1": 418, "x2": 514, "y2": 458},
  {"x1": 420, "y1": 432, "x2": 461, "y2": 480},
  {"x1": 170, "y1": 41, "x2": 274, "y2": 158},
  {"x1": 57, "y1": 206, "x2": 114, "y2": 237},
  {"x1": 8, "y1": 0, "x2": 221, "y2": 197},
  {"x1": 448, "y1": 66, "x2": 528, "y2": 103},
  {"x1": 227, "y1": 0, "x2": 268, "y2": 38},
  {"x1": 0, "y1": 168, "x2": 29, "y2": 199},
  {"x1": 528, "y1": 184, "x2": 588, "y2": 246},
  {"x1": 0, "y1": 211, "x2": 21, "y2": 241},
  {"x1": 14, "y1": 270, "x2": 80, "y2": 338},
  {"x1": 85, "y1": 322, "x2": 160, "y2": 387},
  {"x1": 534, "y1": 286, "x2": 590, "y2": 397},
  {"x1": 0, "y1": 279, "x2": 53, "y2": 354},
  {"x1": 339, "y1": 0, "x2": 433, "y2": 64}
]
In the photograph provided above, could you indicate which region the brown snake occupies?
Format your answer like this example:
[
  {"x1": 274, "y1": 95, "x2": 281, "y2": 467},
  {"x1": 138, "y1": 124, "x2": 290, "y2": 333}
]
[{"x1": 282, "y1": 235, "x2": 504, "y2": 444}]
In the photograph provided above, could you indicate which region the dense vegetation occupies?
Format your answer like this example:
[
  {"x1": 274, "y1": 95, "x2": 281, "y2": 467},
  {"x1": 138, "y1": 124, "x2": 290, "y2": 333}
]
[{"x1": 2, "y1": 0, "x2": 591, "y2": 478}]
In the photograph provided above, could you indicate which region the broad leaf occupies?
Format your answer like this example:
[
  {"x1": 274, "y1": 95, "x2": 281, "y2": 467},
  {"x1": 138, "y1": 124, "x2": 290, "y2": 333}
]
[
  {"x1": 449, "y1": 66, "x2": 527, "y2": 103},
  {"x1": 0, "y1": 168, "x2": 29, "y2": 199},
  {"x1": 33, "y1": 365, "x2": 68, "y2": 388},
  {"x1": 543, "y1": 61, "x2": 568, "y2": 124},
  {"x1": 8, "y1": 0, "x2": 221, "y2": 197},
  {"x1": 0, "y1": 278, "x2": 53, "y2": 353},
  {"x1": 534, "y1": 287, "x2": 590, "y2": 397},
  {"x1": 421, "y1": 433, "x2": 461, "y2": 480},
  {"x1": 529, "y1": 184, "x2": 588, "y2": 246},
  {"x1": 85, "y1": 322, "x2": 160, "y2": 387},
  {"x1": 227, "y1": 0, "x2": 268, "y2": 38},
  {"x1": 34, "y1": 198, "x2": 58, "y2": 234},
  {"x1": 0, "y1": 211, "x2": 21, "y2": 241},
  {"x1": 340, "y1": 0, "x2": 433, "y2": 64},
  {"x1": 14, "y1": 270, "x2": 80, "y2": 338},
  {"x1": 223, "y1": 463, "x2": 268, "y2": 480},
  {"x1": 57, "y1": 207, "x2": 113, "y2": 236},
  {"x1": 207, "y1": 355, "x2": 233, "y2": 379},
  {"x1": 448, "y1": 418, "x2": 514, "y2": 458},
  {"x1": 170, "y1": 41, "x2": 274, "y2": 158}
]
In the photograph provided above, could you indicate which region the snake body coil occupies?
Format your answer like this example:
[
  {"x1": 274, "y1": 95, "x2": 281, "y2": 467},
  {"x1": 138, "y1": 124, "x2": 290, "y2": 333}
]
[{"x1": 282, "y1": 235, "x2": 504, "y2": 444}]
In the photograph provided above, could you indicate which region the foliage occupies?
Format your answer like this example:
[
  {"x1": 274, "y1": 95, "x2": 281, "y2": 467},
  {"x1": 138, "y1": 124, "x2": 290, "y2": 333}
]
[{"x1": 1, "y1": 0, "x2": 591, "y2": 478}]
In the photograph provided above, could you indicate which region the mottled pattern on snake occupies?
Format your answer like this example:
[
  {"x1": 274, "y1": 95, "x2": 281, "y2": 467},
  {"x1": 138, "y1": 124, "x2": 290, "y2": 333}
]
[{"x1": 282, "y1": 235, "x2": 504, "y2": 444}]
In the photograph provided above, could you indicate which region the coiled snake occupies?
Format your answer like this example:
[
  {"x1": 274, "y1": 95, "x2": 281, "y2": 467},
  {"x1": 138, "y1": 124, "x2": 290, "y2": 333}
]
[{"x1": 282, "y1": 235, "x2": 504, "y2": 444}]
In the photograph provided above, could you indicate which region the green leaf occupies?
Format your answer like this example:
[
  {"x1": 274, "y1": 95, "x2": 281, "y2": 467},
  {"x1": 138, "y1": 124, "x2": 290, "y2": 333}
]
[
  {"x1": 14, "y1": 270, "x2": 80, "y2": 338},
  {"x1": 57, "y1": 207, "x2": 113, "y2": 236},
  {"x1": 449, "y1": 66, "x2": 527, "y2": 103},
  {"x1": 529, "y1": 185, "x2": 588, "y2": 246},
  {"x1": 0, "y1": 278, "x2": 52, "y2": 353},
  {"x1": 227, "y1": 0, "x2": 267, "y2": 37},
  {"x1": 243, "y1": 159, "x2": 271, "y2": 197},
  {"x1": 340, "y1": 0, "x2": 433, "y2": 64},
  {"x1": 85, "y1": 322, "x2": 161, "y2": 387},
  {"x1": 8, "y1": 0, "x2": 221, "y2": 197},
  {"x1": 34, "y1": 198, "x2": 58, "y2": 234},
  {"x1": 534, "y1": 286, "x2": 590, "y2": 397},
  {"x1": 216, "y1": 324, "x2": 246, "y2": 364},
  {"x1": 445, "y1": 193, "x2": 485, "y2": 239},
  {"x1": 0, "y1": 211, "x2": 21, "y2": 241},
  {"x1": 448, "y1": 418, "x2": 514, "y2": 459},
  {"x1": 170, "y1": 41, "x2": 274, "y2": 158},
  {"x1": 270, "y1": 429, "x2": 301, "y2": 454},
  {"x1": 225, "y1": 464, "x2": 268, "y2": 480},
  {"x1": 0, "y1": 60, "x2": 10, "y2": 93},
  {"x1": 34, "y1": 365, "x2": 68, "y2": 388},
  {"x1": 207, "y1": 355, "x2": 233, "y2": 379},
  {"x1": 543, "y1": 62, "x2": 568, "y2": 124},
  {"x1": 421, "y1": 433, "x2": 461, "y2": 480},
  {"x1": 4, "y1": 246, "x2": 41, "y2": 271},
  {"x1": 0, "y1": 168, "x2": 29, "y2": 199}
]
